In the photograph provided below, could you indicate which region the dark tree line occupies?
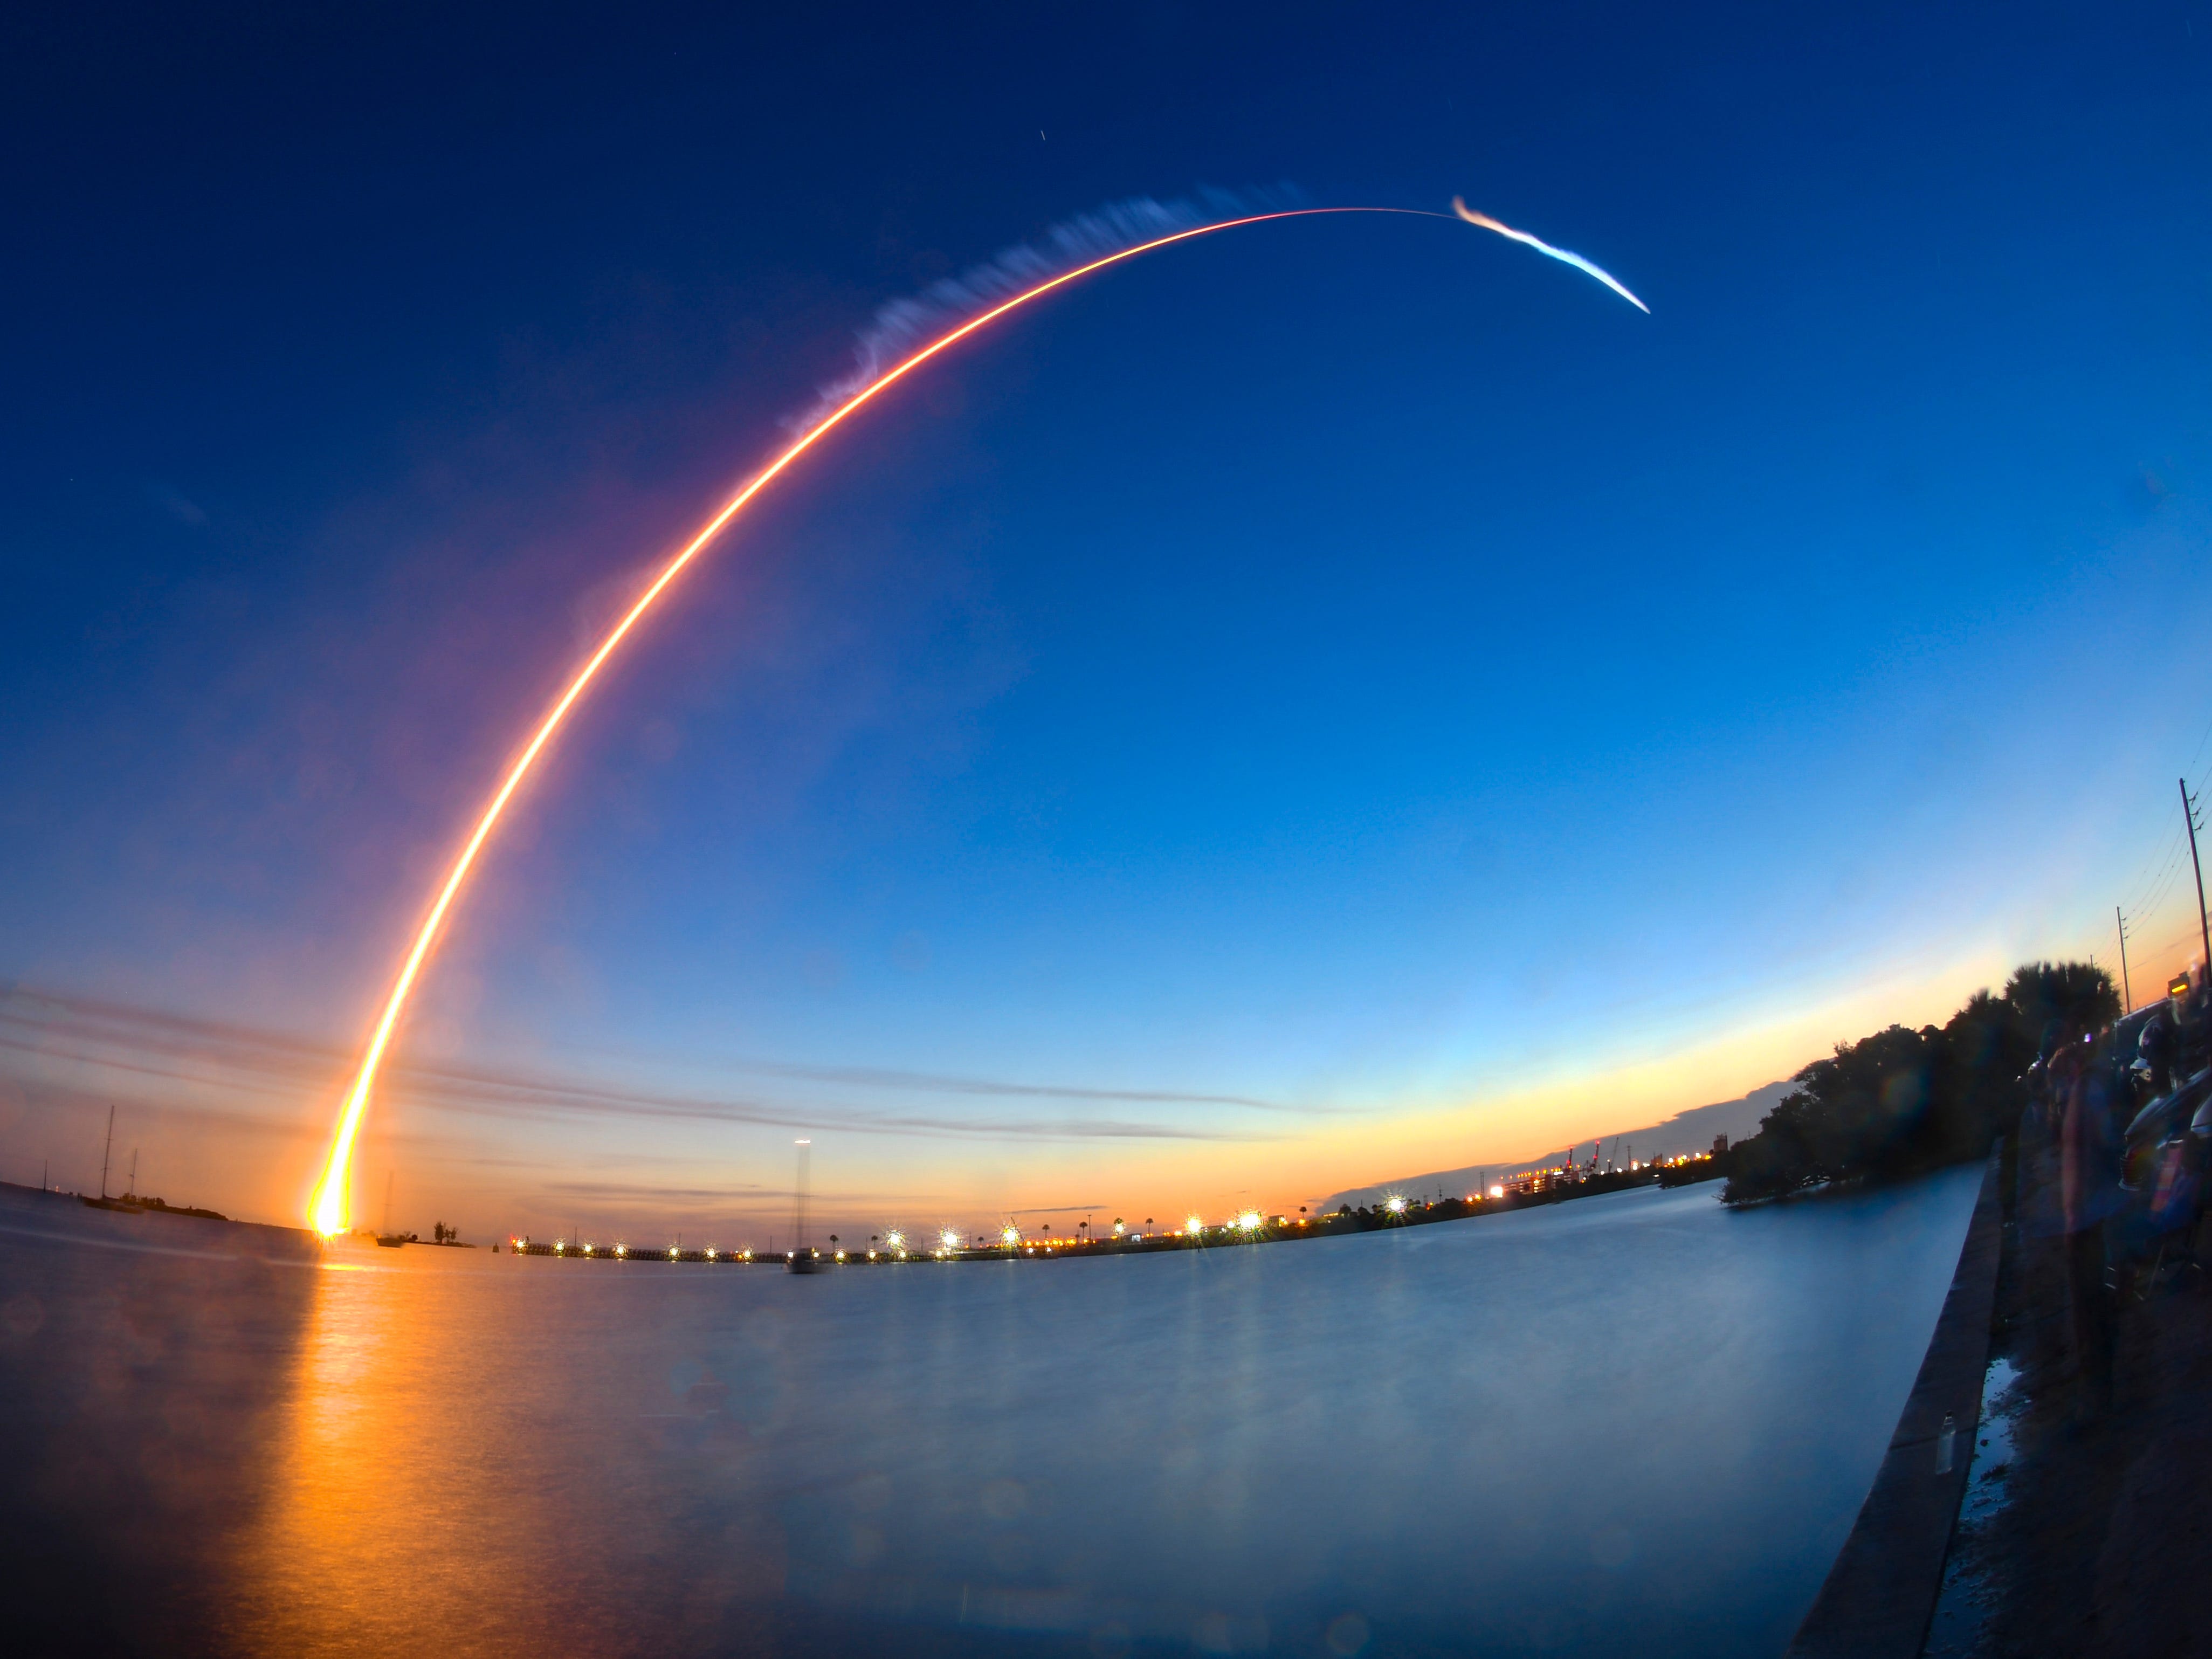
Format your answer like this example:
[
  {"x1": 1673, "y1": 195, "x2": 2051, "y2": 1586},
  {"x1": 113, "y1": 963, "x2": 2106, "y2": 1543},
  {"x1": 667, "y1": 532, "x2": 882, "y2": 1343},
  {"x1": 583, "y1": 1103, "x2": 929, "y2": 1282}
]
[{"x1": 1720, "y1": 961, "x2": 2118, "y2": 1204}]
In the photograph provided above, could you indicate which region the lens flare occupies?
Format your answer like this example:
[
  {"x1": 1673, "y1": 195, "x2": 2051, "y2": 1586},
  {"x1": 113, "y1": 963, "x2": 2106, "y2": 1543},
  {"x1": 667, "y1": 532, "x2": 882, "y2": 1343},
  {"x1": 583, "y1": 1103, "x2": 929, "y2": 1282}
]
[
  {"x1": 1451, "y1": 197, "x2": 1649, "y2": 314},
  {"x1": 305, "y1": 197, "x2": 1642, "y2": 1234}
]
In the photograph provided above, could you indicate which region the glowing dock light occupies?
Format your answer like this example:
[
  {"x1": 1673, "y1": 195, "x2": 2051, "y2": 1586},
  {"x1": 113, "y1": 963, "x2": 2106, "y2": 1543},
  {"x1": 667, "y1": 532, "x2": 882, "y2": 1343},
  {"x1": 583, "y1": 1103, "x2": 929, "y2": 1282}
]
[
  {"x1": 1384, "y1": 1197, "x2": 1407, "y2": 1215},
  {"x1": 1237, "y1": 1211, "x2": 1262, "y2": 1233},
  {"x1": 668, "y1": 1247, "x2": 679, "y2": 1259},
  {"x1": 615, "y1": 1244, "x2": 626, "y2": 1257},
  {"x1": 940, "y1": 1229, "x2": 961, "y2": 1251},
  {"x1": 1489, "y1": 1185, "x2": 1505, "y2": 1199},
  {"x1": 1186, "y1": 1215, "x2": 1205, "y2": 1234},
  {"x1": 1001, "y1": 1225, "x2": 1022, "y2": 1247},
  {"x1": 885, "y1": 1230, "x2": 904, "y2": 1250},
  {"x1": 301, "y1": 197, "x2": 1643, "y2": 1235}
]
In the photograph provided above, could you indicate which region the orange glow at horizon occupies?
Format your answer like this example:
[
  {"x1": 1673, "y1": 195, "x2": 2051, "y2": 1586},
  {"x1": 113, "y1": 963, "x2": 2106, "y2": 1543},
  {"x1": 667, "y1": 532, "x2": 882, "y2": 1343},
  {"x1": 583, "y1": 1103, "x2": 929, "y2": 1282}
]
[{"x1": 306, "y1": 204, "x2": 1453, "y2": 1235}]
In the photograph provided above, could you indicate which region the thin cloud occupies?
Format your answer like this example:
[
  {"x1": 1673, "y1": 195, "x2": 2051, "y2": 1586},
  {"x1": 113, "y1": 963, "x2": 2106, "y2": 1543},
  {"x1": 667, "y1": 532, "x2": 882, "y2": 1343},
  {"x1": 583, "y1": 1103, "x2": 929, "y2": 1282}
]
[{"x1": 0, "y1": 984, "x2": 1287, "y2": 1145}]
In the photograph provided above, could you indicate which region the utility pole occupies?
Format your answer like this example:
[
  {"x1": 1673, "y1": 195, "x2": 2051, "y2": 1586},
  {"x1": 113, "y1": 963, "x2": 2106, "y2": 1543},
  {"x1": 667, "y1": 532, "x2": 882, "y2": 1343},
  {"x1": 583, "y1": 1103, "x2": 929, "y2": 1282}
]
[
  {"x1": 2117, "y1": 907, "x2": 2134, "y2": 1014},
  {"x1": 127, "y1": 1148, "x2": 138, "y2": 1200},
  {"x1": 2187, "y1": 778, "x2": 2212, "y2": 983},
  {"x1": 100, "y1": 1104, "x2": 114, "y2": 1200}
]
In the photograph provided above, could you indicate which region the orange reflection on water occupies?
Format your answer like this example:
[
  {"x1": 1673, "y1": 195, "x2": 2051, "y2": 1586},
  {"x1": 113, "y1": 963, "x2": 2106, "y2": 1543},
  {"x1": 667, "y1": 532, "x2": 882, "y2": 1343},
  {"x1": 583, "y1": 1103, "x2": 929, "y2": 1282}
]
[{"x1": 235, "y1": 1241, "x2": 784, "y2": 1656}]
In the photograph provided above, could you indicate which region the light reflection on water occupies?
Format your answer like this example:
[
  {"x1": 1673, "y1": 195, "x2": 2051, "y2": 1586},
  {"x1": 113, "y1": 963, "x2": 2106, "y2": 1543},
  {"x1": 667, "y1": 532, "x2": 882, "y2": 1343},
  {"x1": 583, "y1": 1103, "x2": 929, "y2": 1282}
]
[{"x1": 1, "y1": 1167, "x2": 1983, "y2": 1657}]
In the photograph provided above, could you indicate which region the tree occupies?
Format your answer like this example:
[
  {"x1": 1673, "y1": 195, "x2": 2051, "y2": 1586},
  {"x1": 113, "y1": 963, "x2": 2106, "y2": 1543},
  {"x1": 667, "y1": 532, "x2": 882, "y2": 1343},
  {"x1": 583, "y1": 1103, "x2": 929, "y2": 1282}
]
[
  {"x1": 2004, "y1": 961, "x2": 2120, "y2": 1044},
  {"x1": 1720, "y1": 961, "x2": 2114, "y2": 1204}
]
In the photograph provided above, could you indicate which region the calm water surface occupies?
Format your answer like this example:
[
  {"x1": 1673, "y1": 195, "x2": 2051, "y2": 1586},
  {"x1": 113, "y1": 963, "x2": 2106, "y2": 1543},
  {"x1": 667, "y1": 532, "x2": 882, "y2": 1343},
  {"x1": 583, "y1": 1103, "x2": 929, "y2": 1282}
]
[{"x1": 0, "y1": 1167, "x2": 1982, "y2": 1658}]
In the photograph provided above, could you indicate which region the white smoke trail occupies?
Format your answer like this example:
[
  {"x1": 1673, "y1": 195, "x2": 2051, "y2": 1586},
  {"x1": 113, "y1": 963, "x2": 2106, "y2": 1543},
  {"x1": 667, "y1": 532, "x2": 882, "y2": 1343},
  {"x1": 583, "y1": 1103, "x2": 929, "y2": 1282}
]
[
  {"x1": 796, "y1": 187, "x2": 1310, "y2": 431},
  {"x1": 1452, "y1": 196, "x2": 1649, "y2": 314}
]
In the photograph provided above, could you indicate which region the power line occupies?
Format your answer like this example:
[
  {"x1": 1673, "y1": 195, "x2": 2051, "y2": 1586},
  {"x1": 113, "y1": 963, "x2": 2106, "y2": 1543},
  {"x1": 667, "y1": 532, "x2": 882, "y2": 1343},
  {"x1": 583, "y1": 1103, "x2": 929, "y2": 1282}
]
[{"x1": 2185, "y1": 777, "x2": 2211, "y2": 977}]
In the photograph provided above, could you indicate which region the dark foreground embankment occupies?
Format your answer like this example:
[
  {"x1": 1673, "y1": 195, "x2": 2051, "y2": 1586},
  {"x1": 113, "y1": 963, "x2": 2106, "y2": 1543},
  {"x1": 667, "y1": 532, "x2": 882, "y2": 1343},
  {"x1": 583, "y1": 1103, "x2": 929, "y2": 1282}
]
[{"x1": 1926, "y1": 1175, "x2": 2212, "y2": 1656}]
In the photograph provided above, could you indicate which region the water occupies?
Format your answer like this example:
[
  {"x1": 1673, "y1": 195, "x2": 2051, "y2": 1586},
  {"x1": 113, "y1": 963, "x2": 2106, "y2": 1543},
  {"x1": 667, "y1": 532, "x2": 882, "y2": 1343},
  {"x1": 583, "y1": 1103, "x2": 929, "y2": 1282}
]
[{"x1": 0, "y1": 1166, "x2": 1984, "y2": 1658}]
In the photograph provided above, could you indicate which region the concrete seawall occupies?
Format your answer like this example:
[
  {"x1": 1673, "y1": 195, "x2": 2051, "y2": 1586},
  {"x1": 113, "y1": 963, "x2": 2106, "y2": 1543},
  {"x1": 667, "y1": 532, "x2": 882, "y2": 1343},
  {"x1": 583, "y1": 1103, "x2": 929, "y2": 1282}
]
[{"x1": 1785, "y1": 1149, "x2": 2004, "y2": 1659}]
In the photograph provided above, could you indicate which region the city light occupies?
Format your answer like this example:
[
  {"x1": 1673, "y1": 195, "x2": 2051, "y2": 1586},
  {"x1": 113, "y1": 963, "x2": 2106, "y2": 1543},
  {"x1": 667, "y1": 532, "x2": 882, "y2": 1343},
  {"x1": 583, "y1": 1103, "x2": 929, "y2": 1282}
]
[
  {"x1": 1490, "y1": 1185, "x2": 1505, "y2": 1199},
  {"x1": 615, "y1": 1245, "x2": 626, "y2": 1257},
  {"x1": 1001, "y1": 1224, "x2": 1021, "y2": 1247},
  {"x1": 1186, "y1": 1215, "x2": 1204, "y2": 1234},
  {"x1": 1384, "y1": 1197, "x2": 1407, "y2": 1215},
  {"x1": 940, "y1": 1229, "x2": 960, "y2": 1250},
  {"x1": 885, "y1": 1230, "x2": 904, "y2": 1250},
  {"x1": 1237, "y1": 1211, "x2": 1262, "y2": 1233}
]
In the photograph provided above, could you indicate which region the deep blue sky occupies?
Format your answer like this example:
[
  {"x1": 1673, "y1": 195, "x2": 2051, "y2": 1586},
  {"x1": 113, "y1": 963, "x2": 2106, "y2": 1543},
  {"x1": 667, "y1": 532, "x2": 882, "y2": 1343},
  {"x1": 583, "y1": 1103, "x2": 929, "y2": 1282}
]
[{"x1": 4, "y1": 1, "x2": 2210, "y2": 1233}]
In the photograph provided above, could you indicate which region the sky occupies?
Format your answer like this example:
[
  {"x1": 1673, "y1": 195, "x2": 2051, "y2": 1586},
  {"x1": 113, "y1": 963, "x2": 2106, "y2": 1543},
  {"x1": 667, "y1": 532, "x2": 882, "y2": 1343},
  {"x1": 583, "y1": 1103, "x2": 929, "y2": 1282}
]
[{"x1": 3, "y1": 0, "x2": 2210, "y2": 1241}]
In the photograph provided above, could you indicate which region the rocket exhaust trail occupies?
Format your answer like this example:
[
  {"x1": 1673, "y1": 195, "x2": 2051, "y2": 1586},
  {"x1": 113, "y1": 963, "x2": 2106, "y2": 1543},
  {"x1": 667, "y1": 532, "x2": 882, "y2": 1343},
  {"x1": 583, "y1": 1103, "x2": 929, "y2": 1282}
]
[
  {"x1": 1451, "y1": 197, "x2": 1649, "y2": 313},
  {"x1": 306, "y1": 197, "x2": 1644, "y2": 1235}
]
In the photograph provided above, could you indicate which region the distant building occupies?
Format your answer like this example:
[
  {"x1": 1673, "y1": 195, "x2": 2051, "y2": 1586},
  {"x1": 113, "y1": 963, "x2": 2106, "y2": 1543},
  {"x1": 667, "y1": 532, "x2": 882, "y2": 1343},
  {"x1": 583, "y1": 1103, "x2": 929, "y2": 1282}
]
[{"x1": 1712, "y1": 1134, "x2": 1729, "y2": 1156}]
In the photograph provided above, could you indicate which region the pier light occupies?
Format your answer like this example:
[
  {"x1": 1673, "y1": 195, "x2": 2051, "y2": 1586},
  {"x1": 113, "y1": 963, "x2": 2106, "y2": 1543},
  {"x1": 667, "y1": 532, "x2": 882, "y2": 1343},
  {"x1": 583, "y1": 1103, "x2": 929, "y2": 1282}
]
[
  {"x1": 554, "y1": 1241, "x2": 564, "y2": 1254},
  {"x1": 705, "y1": 1247, "x2": 716, "y2": 1259},
  {"x1": 741, "y1": 1249, "x2": 753, "y2": 1261},
  {"x1": 867, "y1": 1249, "x2": 877, "y2": 1260},
  {"x1": 582, "y1": 1243, "x2": 592, "y2": 1255},
  {"x1": 835, "y1": 1249, "x2": 846, "y2": 1261},
  {"x1": 1489, "y1": 1185, "x2": 1505, "y2": 1199},
  {"x1": 1384, "y1": 1197, "x2": 1406, "y2": 1215},
  {"x1": 1237, "y1": 1210, "x2": 1261, "y2": 1233},
  {"x1": 669, "y1": 1247, "x2": 679, "y2": 1259},
  {"x1": 940, "y1": 1229, "x2": 960, "y2": 1250},
  {"x1": 885, "y1": 1230, "x2": 904, "y2": 1250},
  {"x1": 1185, "y1": 1215, "x2": 1204, "y2": 1234},
  {"x1": 615, "y1": 1244, "x2": 626, "y2": 1257},
  {"x1": 1001, "y1": 1224, "x2": 1021, "y2": 1247}
]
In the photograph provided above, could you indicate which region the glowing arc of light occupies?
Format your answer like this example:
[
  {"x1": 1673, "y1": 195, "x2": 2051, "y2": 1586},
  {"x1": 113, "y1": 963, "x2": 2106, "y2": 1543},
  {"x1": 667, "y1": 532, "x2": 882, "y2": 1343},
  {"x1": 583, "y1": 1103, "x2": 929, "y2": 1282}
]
[
  {"x1": 306, "y1": 197, "x2": 1643, "y2": 1236},
  {"x1": 1451, "y1": 197, "x2": 1649, "y2": 313},
  {"x1": 304, "y1": 208, "x2": 1396, "y2": 1234}
]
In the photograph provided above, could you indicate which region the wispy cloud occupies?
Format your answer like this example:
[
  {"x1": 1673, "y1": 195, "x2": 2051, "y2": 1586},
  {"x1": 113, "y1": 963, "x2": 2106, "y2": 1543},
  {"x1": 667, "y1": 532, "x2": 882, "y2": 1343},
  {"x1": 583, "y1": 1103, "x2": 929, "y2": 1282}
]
[{"x1": 0, "y1": 984, "x2": 1287, "y2": 1145}]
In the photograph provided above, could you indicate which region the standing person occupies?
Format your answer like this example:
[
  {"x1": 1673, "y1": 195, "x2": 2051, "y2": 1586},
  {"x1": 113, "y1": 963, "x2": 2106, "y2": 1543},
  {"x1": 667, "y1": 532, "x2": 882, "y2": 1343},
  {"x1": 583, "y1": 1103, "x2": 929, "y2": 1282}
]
[{"x1": 2023, "y1": 1024, "x2": 2126, "y2": 1422}]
